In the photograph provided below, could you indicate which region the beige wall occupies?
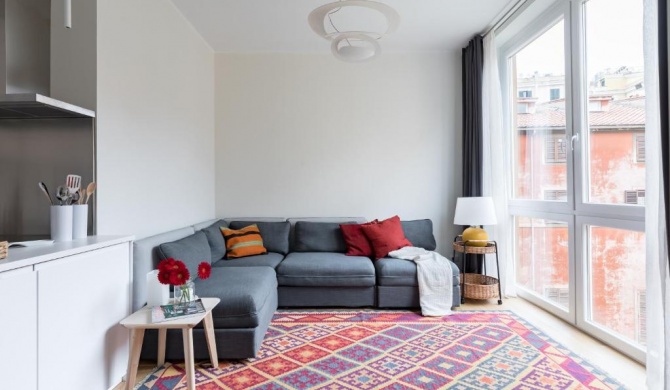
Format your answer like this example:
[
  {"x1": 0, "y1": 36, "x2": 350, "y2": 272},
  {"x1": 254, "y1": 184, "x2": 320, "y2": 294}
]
[
  {"x1": 214, "y1": 52, "x2": 462, "y2": 251},
  {"x1": 96, "y1": 0, "x2": 215, "y2": 238}
]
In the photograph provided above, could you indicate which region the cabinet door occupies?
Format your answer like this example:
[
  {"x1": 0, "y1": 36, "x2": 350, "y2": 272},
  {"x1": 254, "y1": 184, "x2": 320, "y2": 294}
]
[
  {"x1": 36, "y1": 243, "x2": 131, "y2": 390},
  {"x1": 0, "y1": 266, "x2": 37, "y2": 390}
]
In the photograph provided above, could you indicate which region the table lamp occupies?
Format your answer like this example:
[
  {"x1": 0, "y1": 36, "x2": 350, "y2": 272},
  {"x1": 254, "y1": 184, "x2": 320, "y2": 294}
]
[{"x1": 454, "y1": 197, "x2": 498, "y2": 247}]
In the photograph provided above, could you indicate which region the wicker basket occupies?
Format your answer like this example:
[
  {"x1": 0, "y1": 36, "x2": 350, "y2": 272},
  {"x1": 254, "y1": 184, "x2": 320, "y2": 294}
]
[
  {"x1": 0, "y1": 241, "x2": 7, "y2": 260},
  {"x1": 453, "y1": 241, "x2": 497, "y2": 254},
  {"x1": 463, "y1": 273, "x2": 499, "y2": 300}
]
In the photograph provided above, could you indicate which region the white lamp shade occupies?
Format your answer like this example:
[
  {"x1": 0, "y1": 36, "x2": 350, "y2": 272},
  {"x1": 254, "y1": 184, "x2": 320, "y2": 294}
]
[{"x1": 453, "y1": 197, "x2": 498, "y2": 226}]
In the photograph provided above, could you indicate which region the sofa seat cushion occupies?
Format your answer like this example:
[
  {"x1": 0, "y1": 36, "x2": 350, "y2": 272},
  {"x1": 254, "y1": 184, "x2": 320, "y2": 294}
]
[
  {"x1": 212, "y1": 253, "x2": 284, "y2": 269},
  {"x1": 375, "y1": 257, "x2": 460, "y2": 287},
  {"x1": 277, "y1": 252, "x2": 375, "y2": 287},
  {"x1": 194, "y1": 267, "x2": 277, "y2": 328}
]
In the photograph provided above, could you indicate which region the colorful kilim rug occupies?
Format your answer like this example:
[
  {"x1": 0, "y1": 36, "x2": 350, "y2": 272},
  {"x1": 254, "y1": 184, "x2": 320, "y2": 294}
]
[{"x1": 134, "y1": 310, "x2": 625, "y2": 390}]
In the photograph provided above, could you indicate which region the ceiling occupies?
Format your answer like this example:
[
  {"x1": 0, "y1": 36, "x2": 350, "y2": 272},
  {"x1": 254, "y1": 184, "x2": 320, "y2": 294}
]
[{"x1": 169, "y1": 0, "x2": 512, "y2": 53}]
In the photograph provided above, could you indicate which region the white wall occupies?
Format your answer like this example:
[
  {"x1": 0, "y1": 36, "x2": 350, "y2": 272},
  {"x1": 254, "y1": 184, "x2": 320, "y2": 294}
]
[
  {"x1": 215, "y1": 53, "x2": 462, "y2": 251},
  {"x1": 96, "y1": 0, "x2": 215, "y2": 239}
]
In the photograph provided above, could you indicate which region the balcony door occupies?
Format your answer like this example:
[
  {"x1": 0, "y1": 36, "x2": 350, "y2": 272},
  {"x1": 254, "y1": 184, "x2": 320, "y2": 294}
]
[{"x1": 500, "y1": 0, "x2": 646, "y2": 362}]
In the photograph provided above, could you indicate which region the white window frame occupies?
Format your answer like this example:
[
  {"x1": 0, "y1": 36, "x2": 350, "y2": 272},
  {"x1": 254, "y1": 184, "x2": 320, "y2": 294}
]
[
  {"x1": 575, "y1": 216, "x2": 645, "y2": 362},
  {"x1": 499, "y1": 0, "x2": 646, "y2": 363}
]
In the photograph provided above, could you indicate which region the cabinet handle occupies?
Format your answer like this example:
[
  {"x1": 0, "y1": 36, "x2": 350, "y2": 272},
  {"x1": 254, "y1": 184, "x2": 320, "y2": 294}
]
[{"x1": 570, "y1": 134, "x2": 580, "y2": 151}]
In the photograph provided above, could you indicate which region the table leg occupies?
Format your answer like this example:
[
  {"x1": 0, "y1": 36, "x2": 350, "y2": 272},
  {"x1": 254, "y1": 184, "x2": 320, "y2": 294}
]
[
  {"x1": 126, "y1": 328, "x2": 145, "y2": 390},
  {"x1": 157, "y1": 328, "x2": 167, "y2": 366},
  {"x1": 203, "y1": 312, "x2": 219, "y2": 368},
  {"x1": 182, "y1": 327, "x2": 196, "y2": 390},
  {"x1": 494, "y1": 242, "x2": 503, "y2": 305}
]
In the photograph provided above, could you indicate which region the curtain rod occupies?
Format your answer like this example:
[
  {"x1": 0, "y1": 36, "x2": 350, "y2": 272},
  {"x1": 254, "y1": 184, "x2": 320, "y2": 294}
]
[{"x1": 481, "y1": 0, "x2": 536, "y2": 37}]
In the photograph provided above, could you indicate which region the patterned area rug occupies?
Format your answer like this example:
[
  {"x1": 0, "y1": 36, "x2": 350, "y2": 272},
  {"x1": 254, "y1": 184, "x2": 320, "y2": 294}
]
[{"x1": 135, "y1": 310, "x2": 624, "y2": 390}]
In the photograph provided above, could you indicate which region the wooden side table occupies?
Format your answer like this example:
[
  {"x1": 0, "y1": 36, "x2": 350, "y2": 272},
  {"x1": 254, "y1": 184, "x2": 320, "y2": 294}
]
[
  {"x1": 453, "y1": 237, "x2": 503, "y2": 305},
  {"x1": 120, "y1": 297, "x2": 220, "y2": 390}
]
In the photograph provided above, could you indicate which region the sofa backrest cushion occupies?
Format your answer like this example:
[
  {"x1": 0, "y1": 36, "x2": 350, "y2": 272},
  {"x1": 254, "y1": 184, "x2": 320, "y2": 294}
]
[
  {"x1": 228, "y1": 220, "x2": 290, "y2": 255},
  {"x1": 158, "y1": 231, "x2": 212, "y2": 277},
  {"x1": 401, "y1": 219, "x2": 437, "y2": 251},
  {"x1": 293, "y1": 221, "x2": 359, "y2": 253},
  {"x1": 287, "y1": 217, "x2": 366, "y2": 252},
  {"x1": 200, "y1": 219, "x2": 229, "y2": 261},
  {"x1": 132, "y1": 226, "x2": 195, "y2": 311}
]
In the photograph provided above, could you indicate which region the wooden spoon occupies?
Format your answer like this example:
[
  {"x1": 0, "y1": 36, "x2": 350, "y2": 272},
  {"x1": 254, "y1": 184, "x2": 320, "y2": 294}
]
[
  {"x1": 79, "y1": 188, "x2": 86, "y2": 205},
  {"x1": 85, "y1": 182, "x2": 96, "y2": 204}
]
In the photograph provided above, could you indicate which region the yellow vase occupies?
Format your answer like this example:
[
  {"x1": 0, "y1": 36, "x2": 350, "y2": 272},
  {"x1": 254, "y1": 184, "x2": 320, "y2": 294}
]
[{"x1": 462, "y1": 227, "x2": 489, "y2": 247}]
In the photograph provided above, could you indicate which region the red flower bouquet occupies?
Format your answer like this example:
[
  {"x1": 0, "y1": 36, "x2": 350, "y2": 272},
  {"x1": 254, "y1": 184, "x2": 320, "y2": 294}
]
[{"x1": 157, "y1": 258, "x2": 211, "y2": 303}]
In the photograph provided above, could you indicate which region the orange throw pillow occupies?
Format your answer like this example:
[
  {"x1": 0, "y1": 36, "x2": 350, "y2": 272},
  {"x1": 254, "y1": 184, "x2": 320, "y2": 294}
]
[
  {"x1": 361, "y1": 216, "x2": 412, "y2": 259},
  {"x1": 220, "y1": 224, "x2": 267, "y2": 258}
]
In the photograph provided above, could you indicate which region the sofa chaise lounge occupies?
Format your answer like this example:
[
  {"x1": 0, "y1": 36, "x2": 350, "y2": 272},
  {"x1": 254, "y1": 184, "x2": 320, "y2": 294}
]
[{"x1": 132, "y1": 217, "x2": 461, "y2": 360}]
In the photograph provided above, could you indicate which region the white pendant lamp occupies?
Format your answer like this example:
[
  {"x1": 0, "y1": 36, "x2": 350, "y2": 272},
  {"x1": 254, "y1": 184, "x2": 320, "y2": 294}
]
[{"x1": 308, "y1": 0, "x2": 400, "y2": 63}]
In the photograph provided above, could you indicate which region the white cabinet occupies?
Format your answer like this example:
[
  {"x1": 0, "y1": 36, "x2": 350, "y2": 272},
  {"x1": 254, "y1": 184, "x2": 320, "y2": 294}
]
[
  {"x1": 0, "y1": 266, "x2": 38, "y2": 390},
  {"x1": 0, "y1": 236, "x2": 132, "y2": 390},
  {"x1": 36, "y1": 243, "x2": 131, "y2": 390}
]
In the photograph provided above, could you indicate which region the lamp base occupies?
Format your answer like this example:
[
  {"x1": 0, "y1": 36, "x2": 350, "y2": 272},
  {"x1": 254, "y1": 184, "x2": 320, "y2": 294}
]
[{"x1": 462, "y1": 227, "x2": 489, "y2": 247}]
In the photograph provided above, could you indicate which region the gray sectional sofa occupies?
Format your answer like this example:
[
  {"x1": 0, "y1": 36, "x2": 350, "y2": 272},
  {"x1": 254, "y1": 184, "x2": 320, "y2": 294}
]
[{"x1": 132, "y1": 217, "x2": 461, "y2": 360}]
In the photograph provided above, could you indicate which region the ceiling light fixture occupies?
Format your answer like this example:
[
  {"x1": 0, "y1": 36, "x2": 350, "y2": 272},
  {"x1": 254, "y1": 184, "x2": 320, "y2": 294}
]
[{"x1": 308, "y1": 0, "x2": 400, "y2": 63}]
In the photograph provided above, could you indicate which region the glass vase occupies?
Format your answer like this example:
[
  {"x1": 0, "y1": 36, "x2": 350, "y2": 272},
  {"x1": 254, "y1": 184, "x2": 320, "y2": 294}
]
[{"x1": 174, "y1": 280, "x2": 195, "y2": 304}]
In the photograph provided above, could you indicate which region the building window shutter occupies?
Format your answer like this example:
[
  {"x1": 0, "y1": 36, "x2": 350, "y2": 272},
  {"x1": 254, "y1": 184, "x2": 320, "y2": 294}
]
[
  {"x1": 544, "y1": 189, "x2": 568, "y2": 201},
  {"x1": 545, "y1": 287, "x2": 569, "y2": 307},
  {"x1": 637, "y1": 290, "x2": 646, "y2": 345},
  {"x1": 545, "y1": 135, "x2": 567, "y2": 163},
  {"x1": 636, "y1": 135, "x2": 645, "y2": 162}
]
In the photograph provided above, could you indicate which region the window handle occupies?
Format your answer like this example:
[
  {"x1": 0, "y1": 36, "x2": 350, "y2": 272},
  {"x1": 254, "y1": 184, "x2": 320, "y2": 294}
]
[{"x1": 571, "y1": 134, "x2": 580, "y2": 151}]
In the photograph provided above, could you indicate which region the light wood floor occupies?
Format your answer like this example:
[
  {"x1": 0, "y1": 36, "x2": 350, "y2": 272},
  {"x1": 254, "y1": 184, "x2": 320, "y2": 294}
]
[{"x1": 114, "y1": 297, "x2": 645, "y2": 389}]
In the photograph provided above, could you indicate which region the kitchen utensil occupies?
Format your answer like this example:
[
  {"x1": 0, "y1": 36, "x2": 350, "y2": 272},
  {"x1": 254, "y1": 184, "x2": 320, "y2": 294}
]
[
  {"x1": 38, "y1": 182, "x2": 54, "y2": 205},
  {"x1": 78, "y1": 188, "x2": 86, "y2": 205},
  {"x1": 85, "y1": 182, "x2": 96, "y2": 204},
  {"x1": 56, "y1": 186, "x2": 70, "y2": 205},
  {"x1": 70, "y1": 191, "x2": 80, "y2": 205},
  {"x1": 66, "y1": 174, "x2": 81, "y2": 195}
]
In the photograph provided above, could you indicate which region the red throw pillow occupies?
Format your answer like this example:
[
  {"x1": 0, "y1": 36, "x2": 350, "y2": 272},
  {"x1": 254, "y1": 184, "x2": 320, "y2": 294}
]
[
  {"x1": 340, "y1": 220, "x2": 378, "y2": 257},
  {"x1": 361, "y1": 216, "x2": 412, "y2": 259}
]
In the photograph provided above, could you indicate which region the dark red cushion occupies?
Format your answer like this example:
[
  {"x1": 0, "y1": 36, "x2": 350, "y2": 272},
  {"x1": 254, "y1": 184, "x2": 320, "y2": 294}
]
[
  {"x1": 361, "y1": 216, "x2": 412, "y2": 259},
  {"x1": 340, "y1": 220, "x2": 377, "y2": 257}
]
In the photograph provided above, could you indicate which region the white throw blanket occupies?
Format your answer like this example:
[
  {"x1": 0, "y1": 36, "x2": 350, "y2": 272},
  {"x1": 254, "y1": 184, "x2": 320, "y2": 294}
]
[{"x1": 388, "y1": 246, "x2": 453, "y2": 316}]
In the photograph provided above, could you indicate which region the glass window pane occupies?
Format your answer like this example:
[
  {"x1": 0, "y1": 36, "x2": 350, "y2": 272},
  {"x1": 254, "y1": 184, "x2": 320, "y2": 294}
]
[
  {"x1": 584, "y1": 0, "x2": 645, "y2": 205},
  {"x1": 515, "y1": 216, "x2": 570, "y2": 309},
  {"x1": 511, "y1": 21, "x2": 568, "y2": 201},
  {"x1": 587, "y1": 225, "x2": 646, "y2": 346}
]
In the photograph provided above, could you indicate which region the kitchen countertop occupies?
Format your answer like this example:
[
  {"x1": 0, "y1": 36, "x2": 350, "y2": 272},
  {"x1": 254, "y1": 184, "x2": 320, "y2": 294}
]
[{"x1": 0, "y1": 235, "x2": 134, "y2": 273}]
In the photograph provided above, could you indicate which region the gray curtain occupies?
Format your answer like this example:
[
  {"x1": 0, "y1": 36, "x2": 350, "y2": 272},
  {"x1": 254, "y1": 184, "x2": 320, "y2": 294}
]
[
  {"x1": 660, "y1": 0, "x2": 670, "y2": 266},
  {"x1": 462, "y1": 36, "x2": 484, "y2": 273},
  {"x1": 462, "y1": 36, "x2": 484, "y2": 198}
]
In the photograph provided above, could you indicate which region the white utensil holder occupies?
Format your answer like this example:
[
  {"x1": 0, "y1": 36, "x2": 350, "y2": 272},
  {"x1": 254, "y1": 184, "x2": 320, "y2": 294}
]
[
  {"x1": 146, "y1": 270, "x2": 170, "y2": 307},
  {"x1": 72, "y1": 204, "x2": 88, "y2": 239},
  {"x1": 50, "y1": 205, "x2": 73, "y2": 242}
]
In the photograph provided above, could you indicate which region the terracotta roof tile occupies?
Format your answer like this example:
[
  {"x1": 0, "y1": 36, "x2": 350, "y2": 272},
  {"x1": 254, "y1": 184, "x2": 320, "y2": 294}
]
[{"x1": 518, "y1": 97, "x2": 645, "y2": 129}]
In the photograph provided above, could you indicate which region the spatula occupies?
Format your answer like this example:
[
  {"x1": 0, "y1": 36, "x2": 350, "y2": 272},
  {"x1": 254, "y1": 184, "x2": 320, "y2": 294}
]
[{"x1": 66, "y1": 174, "x2": 81, "y2": 196}]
